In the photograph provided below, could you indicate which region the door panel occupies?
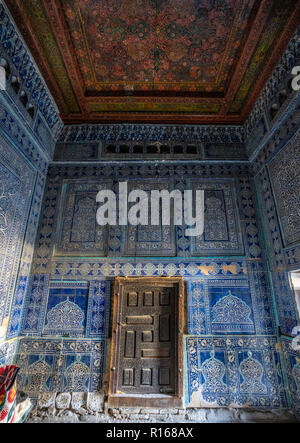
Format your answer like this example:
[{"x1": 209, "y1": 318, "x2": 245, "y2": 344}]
[
  {"x1": 109, "y1": 277, "x2": 184, "y2": 408},
  {"x1": 119, "y1": 285, "x2": 175, "y2": 394}
]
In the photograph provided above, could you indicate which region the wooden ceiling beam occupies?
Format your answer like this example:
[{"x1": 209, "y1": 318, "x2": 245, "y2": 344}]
[
  {"x1": 62, "y1": 113, "x2": 243, "y2": 125},
  {"x1": 42, "y1": 0, "x2": 89, "y2": 117},
  {"x1": 220, "y1": 0, "x2": 273, "y2": 116},
  {"x1": 241, "y1": 0, "x2": 300, "y2": 121}
]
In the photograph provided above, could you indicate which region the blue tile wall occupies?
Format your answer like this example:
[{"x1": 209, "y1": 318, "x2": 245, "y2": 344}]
[
  {"x1": 187, "y1": 263, "x2": 275, "y2": 338},
  {"x1": 15, "y1": 158, "x2": 280, "y2": 407},
  {"x1": 0, "y1": 0, "x2": 61, "y2": 354},
  {"x1": 86, "y1": 280, "x2": 111, "y2": 339},
  {"x1": 42, "y1": 282, "x2": 89, "y2": 337},
  {"x1": 184, "y1": 336, "x2": 286, "y2": 409},
  {"x1": 14, "y1": 338, "x2": 105, "y2": 404},
  {"x1": 268, "y1": 130, "x2": 300, "y2": 247},
  {"x1": 123, "y1": 178, "x2": 177, "y2": 257},
  {"x1": 188, "y1": 279, "x2": 255, "y2": 335},
  {"x1": 54, "y1": 180, "x2": 113, "y2": 257},
  {"x1": 253, "y1": 98, "x2": 300, "y2": 417},
  {"x1": 177, "y1": 178, "x2": 245, "y2": 257},
  {"x1": 0, "y1": 115, "x2": 48, "y2": 344},
  {"x1": 245, "y1": 27, "x2": 300, "y2": 160},
  {"x1": 29, "y1": 165, "x2": 259, "y2": 275},
  {"x1": 189, "y1": 280, "x2": 255, "y2": 335},
  {"x1": 252, "y1": 97, "x2": 300, "y2": 175},
  {"x1": 0, "y1": 131, "x2": 36, "y2": 326},
  {"x1": 21, "y1": 276, "x2": 111, "y2": 339},
  {"x1": 285, "y1": 247, "x2": 300, "y2": 271},
  {"x1": 6, "y1": 169, "x2": 47, "y2": 339},
  {"x1": 255, "y1": 166, "x2": 298, "y2": 335}
]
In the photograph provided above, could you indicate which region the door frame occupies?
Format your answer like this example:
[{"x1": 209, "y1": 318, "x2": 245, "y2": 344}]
[{"x1": 108, "y1": 277, "x2": 185, "y2": 408}]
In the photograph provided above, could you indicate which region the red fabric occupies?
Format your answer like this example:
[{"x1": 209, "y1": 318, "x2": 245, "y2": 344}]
[{"x1": 0, "y1": 365, "x2": 19, "y2": 423}]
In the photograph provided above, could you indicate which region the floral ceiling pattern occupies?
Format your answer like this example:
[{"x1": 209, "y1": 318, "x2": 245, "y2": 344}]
[
  {"x1": 5, "y1": 0, "x2": 300, "y2": 124},
  {"x1": 65, "y1": 0, "x2": 249, "y2": 89}
]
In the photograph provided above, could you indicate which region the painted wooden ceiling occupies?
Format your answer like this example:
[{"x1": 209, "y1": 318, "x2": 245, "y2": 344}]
[{"x1": 6, "y1": 0, "x2": 300, "y2": 124}]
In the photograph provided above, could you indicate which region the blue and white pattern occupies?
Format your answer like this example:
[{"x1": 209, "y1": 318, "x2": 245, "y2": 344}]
[
  {"x1": 0, "y1": 132, "x2": 36, "y2": 326},
  {"x1": 43, "y1": 282, "x2": 89, "y2": 337},
  {"x1": 268, "y1": 130, "x2": 300, "y2": 247},
  {"x1": 184, "y1": 336, "x2": 286, "y2": 409},
  {"x1": 30, "y1": 166, "x2": 260, "y2": 268},
  {"x1": 211, "y1": 291, "x2": 252, "y2": 330},
  {"x1": 0, "y1": 339, "x2": 17, "y2": 365},
  {"x1": 86, "y1": 280, "x2": 110, "y2": 339},
  {"x1": 187, "y1": 274, "x2": 275, "y2": 336},
  {"x1": 255, "y1": 166, "x2": 298, "y2": 335},
  {"x1": 21, "y1": 277, "x2": 111, "y2": 338},
  {"x1": 55, "y1": 180, "x2": 113, "y2": 256},
  {"x1": 14, "y1": 338, "x2": 105, "y2": 402}
]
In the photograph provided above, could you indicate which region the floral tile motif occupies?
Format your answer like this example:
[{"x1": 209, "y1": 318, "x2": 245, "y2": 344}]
[
  {"x1": 268, "y1": 130, "x2": 300, "y2": 247},
  {"x1": 184, "y1": 335, "x2": 287, "y2": 409},
  {"x1": 21, "y1": 278, "x2": 111, "y2": 338},
  {"x1": 21, "y1": 262, "x2": 256, "y2": 336},
  {"x1": 50, "y1": 260, "x2": 248, "y2": 278},
  {"x1": 86, "y1": 280, "x2": 111, "y2": 339},
  {"x1": 251, "y1": 94, "x2": 300, "y2": 173},
  {"x1": 187, "y1": 273, "x2": 275, "y2": 336},
  {"x1": 7, "y1": 172, "x2": 47, "y2": 340},
  {"x1": 208, "y1": 282, "x2": 254, "y2": 334},
  {"x1": 255, "y1": 166, "x2": 298, "y2": 335},
  {"x1": 42, "y1": 281, "x2": 89, "y2": 337},
  {"x1": 187, "y1": 180, "x2": 244, "y2": 256},
  {"x1": 0, "y1": 133, "x2": 36, "y2": 326},
  {"x1": 14, "y1": 338, "x2": 105, "y2": 400},
  {"x1": 285, "y1": 245, "x2": 300, "y2": 270},
  {"x1": 0, "y1": 12, "x2": 59, "y2": 337},
  {"x1": 21, "y1": 275, "x2": 50, "y2": 334},
  {"x1": 245, "y1": 28, "x2": 300, "y2": 159},
  {"x1": 55, "y1": 180, "x2": 113, "y2": 256},
  {"x1": 124, "y1": 178, "x2": 176, "y2": 256},
  {"x1": 33, "y1": 166, "x2": 262, "y2": 267}
]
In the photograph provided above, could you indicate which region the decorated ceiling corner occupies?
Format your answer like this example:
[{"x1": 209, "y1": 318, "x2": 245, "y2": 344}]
[{"x1": 4, "y1": 0, "x2": 300, "y2": 125}]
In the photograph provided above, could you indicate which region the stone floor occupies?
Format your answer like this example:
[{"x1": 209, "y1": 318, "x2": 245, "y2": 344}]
[{"x1": 27, "y1": 392, "x2": 299, "y2": 423}]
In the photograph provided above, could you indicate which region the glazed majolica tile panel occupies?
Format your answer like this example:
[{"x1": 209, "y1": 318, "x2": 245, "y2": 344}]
[
  {"x1": 0, "y1": 133, "x2": 36, "y2": 326},
  {"x1": 21, "y1": 277, "x2": 110, "y2": 339},
  {"x1": 30, "y1": 166, "x2": 264, "y2": 267},
  {"x1": 14, "y1": 338, "x2": 105, "y2": 400},
  {"x1": 187, "y1": 272, "x2": 275, "y2": 336},
  {"x1": 268, "y1": 130, "x2": 300, "y2": 247},
  {"x1": 184, "y1": 335, "x2": 286, "y2": 409}
]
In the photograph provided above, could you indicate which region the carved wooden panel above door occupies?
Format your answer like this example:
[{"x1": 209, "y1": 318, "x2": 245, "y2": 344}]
[{"x1": 109, "y1": 277, "x2": 184, "y2": 408}]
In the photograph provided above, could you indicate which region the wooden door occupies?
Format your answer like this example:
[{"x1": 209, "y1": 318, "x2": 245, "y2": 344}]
[{"x1": 109, "y1": 277, "x2": 184, "y2": 408}]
